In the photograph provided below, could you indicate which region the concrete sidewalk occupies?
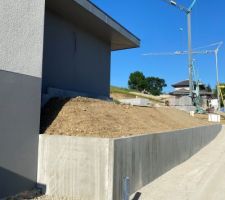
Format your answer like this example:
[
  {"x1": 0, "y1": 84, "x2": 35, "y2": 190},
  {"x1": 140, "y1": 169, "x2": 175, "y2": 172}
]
[{"x1": 131, "y1": 126, "x2": 225, "y2": 200}]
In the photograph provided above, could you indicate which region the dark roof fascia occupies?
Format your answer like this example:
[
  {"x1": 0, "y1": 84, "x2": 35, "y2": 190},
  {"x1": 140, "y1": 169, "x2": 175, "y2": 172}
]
[
  {"x1": 46, "y1": 0, "x2": 140, "y2": 50},
  {"x1": 87, "y1": 0, "x2": 140, "y2": 42}
]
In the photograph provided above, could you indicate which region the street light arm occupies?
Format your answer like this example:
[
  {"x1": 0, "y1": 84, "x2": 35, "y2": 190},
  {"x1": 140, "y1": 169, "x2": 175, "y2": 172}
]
[
  {"x1": 216, "y1": 41, "x2": 223, "y2": 51},
  {"x1": 161, "y1": 0, "x2": 189, "y2": 13},
  {"x1": 161, "y1": 0, "x2": 198, "y2": 14},
  {"x1": 188, "y1": 0, "x2": 198, "y2": 12},
  {"x1": 142, "y1": 49, "x2": 215, "y2": 56}
]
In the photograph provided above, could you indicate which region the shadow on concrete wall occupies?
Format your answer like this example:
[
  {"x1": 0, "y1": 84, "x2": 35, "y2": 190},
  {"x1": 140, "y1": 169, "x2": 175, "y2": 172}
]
[
  {"x1": 0, "y1": 167, "x2": 45, "y2": 198},
  {"x1": 113, "y1": 125, "x2": 222, "y2": 200},
  {"x1": 40, "y1": 98, "x2": 69, "y2": 134}
]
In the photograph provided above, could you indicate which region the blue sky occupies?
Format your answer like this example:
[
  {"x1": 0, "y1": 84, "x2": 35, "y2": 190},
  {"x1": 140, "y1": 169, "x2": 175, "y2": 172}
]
[{"x1": 92, "y1": 0, "x2": 225, "y2": 92}]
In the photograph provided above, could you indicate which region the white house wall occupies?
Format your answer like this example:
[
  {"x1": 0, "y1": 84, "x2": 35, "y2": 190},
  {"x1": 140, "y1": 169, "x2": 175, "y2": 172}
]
[
  {"x1": 0, "y1": 0, "x2": 45, "y2": 78},
  {"x1": 174, "y1": 87, "x2": 190, "y2": 91},
  {"x1": 0, "y1": 0, "x2": 45, "y2": 197}
]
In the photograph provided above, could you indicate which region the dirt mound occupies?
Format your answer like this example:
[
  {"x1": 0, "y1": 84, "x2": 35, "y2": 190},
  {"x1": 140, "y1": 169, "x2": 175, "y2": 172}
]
[{"x1": 40, "y1": 97, "x2": 211, "y2": 138}]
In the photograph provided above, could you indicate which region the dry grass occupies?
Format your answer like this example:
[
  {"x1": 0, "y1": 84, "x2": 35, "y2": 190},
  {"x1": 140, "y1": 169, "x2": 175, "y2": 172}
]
[{"x1": 110, "y1": 86, "x2": 166, "y2": 103}]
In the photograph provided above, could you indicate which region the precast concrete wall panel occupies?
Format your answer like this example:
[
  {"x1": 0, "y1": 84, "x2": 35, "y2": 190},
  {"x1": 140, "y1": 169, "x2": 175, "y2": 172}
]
[
  {"x1": 0, "y1": 0, "x2": 45, "y2": 197},
  {"x1": 113, "y1": 125, "x2": 222, "y2": 199},
  {"x1": 38, "y1": 125, "x2": 221, "y2": 200},
  {"x1": 38, "y1": 135, "x2": 114, "y2": 200}
]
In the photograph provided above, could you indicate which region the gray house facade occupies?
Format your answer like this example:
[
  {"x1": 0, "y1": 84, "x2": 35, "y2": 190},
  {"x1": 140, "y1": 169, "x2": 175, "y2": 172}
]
[
  {"x1": 0, "y1": 0, "x2": 139, "y2": 198},
  {"x1": 42, "y1": 0, "x2": 140, "y2": 99}
]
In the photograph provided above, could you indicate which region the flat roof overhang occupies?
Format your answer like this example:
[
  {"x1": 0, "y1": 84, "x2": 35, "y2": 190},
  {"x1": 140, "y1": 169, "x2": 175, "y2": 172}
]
[{"x1": 45, "y1": 0, "x2": 140, "y2": 51}]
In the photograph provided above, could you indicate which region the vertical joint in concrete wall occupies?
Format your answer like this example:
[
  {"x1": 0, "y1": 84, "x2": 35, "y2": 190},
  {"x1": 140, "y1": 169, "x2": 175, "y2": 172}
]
[{"x1": 107, "y1": 139, "x2": 114, "y2": 200}]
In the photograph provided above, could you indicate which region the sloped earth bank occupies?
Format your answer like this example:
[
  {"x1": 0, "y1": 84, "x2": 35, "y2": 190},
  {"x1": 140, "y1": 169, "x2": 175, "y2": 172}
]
[{"x1": 40, "y1": 97, "x2": 211, "y2": 137}]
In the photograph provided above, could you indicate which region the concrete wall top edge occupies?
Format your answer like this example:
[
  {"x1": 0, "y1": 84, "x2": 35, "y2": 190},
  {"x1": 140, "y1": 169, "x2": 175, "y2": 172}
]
[
  {"x1": 39, "y1": 134, "x2": 112, "y2": 142},
  {"x1": 41, "y1": 124, "x2": 222, "y2": 140},
  {"x1": 113, "y1": 124, "x2": 222, "y2": 140}
]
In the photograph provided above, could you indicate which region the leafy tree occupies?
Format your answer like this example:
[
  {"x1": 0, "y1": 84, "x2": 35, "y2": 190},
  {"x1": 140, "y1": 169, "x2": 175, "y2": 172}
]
[
  {"x1": 145, "y1": 77, "x2": 167, "y2": 96},
  {"x1": 128, "y1": 71, "x2": 146, "y2": 91},
  {"x1": 128, "y1": 71, "x2": 167, "y2": 95}
]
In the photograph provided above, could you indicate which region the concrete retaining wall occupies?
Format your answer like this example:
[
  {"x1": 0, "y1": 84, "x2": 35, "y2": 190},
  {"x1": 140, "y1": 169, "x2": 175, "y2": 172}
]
[
  {"x1": 38, "y1": 135, "x2": 114, "y2": 200},
  {"x1": 113, "y1": 125, "x2": 222, "y2": 199},
  {"x1": 119, "y1": 98, "x2": 151, "y2": 107},
  {"x1": 38, "y1": 125, "x2": 222, "y2": 200}
]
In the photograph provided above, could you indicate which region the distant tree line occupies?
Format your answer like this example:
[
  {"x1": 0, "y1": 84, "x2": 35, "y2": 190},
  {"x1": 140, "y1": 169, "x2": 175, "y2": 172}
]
[{"x1": 128, "y1": 71, "x2": 167, "y2": 96}]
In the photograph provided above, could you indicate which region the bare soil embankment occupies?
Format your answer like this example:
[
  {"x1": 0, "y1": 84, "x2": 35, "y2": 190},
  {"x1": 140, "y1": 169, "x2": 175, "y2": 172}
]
[{"x1": 40, "y1": 97, "x2": 211, "y2": 138}]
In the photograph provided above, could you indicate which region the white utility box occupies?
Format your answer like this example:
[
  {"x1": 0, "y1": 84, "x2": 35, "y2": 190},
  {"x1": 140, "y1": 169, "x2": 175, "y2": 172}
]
[
  {"x1": 190, "y1": 111, "x2": 195, "y2": 117},
  {"x1": 208, "y1": 114, "x2": 220, "y2": 123}
]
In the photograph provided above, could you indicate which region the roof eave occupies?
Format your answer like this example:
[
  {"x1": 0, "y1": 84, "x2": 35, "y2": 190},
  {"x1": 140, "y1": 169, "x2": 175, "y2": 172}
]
[{"x1": 46, "y1": 0, "x2": 140, "y2": 50}]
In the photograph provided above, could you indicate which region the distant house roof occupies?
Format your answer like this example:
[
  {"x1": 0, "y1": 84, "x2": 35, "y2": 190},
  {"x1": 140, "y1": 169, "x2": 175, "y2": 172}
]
[
  {"x1": 172, "y1": 80, "x2": 195, "y2": 88},
  {"x1": 46, "y1": 0, "x2": 140, "y2": 50},
  {"x1": 172, "y1": 79, "x2": 206, "y2": 88}
]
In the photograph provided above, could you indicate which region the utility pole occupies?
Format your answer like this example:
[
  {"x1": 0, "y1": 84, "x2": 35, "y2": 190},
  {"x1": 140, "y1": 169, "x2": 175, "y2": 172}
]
[
  {"x1": 215, "y1": 50, "x2": 220, "y2": 110},
  {"x1": 161, "y1": 0, "x2": 197, "y2": 99},
  {"x1": 213, "y1": 41, "x2": 223, "y2": 110},
  {"x1": 187, "y1": 12, "x2": 193, "y2": 97}
]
